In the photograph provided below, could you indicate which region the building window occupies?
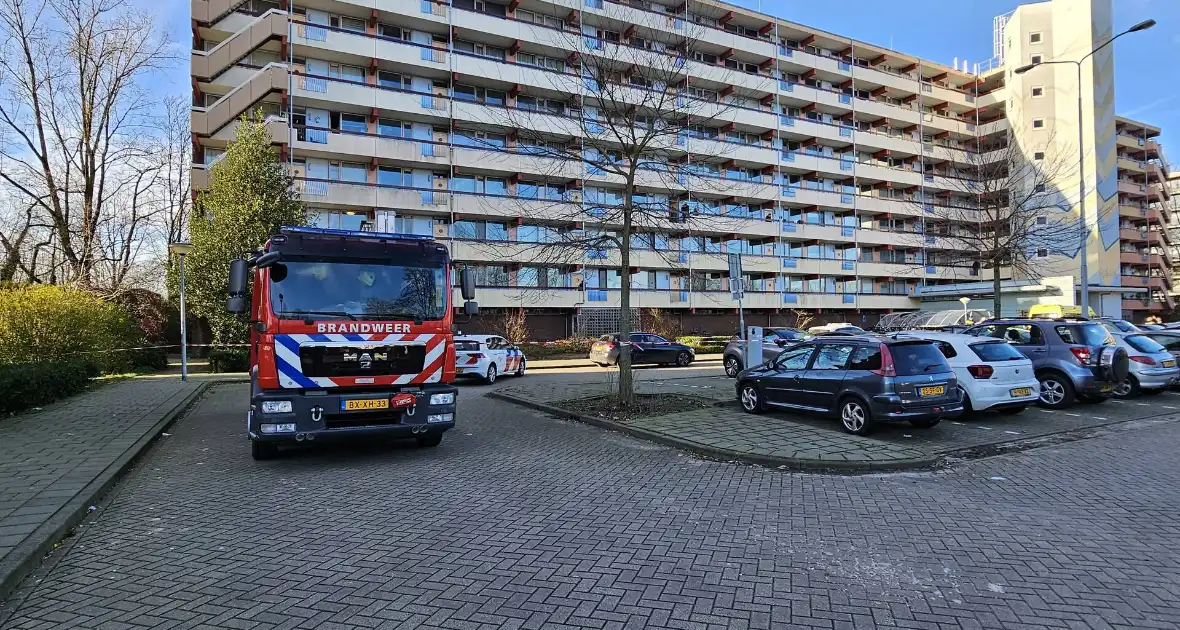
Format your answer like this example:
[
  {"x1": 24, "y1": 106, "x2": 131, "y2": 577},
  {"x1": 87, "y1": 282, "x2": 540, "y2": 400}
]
[
  {"x1": 1029, "y1": 32, "x2": 1042, "y2": 44},
  {"x1": 1036, "y1": 248, "x2": 1048, "y2": 258},
  {"x1": 1031, "y1": 54, "x2": 1042, "y2": 64},
  {"x1": 1033, "y1": 118, "x2": 1045, "y2": 129},
  {"x1": 1034, "y1": 183, "x2": 1046, "y2": 193},
  {"x1": 1034, "y1": 151, "x2": 1045, "y2": 160},
  {"x1": 1031, "y1": 86, "x2": 1044, "y2": 97},
  {"x1": 1036, "y1": 216, "x2": 1048, "y2": 225}
]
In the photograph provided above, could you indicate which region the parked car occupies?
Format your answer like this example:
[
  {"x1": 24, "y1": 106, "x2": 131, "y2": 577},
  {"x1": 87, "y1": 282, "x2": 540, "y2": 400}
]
[
  {"x1": 963, "y1": 318, "x2": 1129, "y2": 408},
  {"x1": 722, "y1": 328, "x2": 811, "y2": 377},
  {"x1": 907, "y1": 331, "x2": 1040, "y2": 414},
  {"x1": 1136, "y1": 330, "x2": 1180, "y2": 369},
  {"x1": 735, "y1": 335, "x2": 964, "y2": 435},
  {"x1": 589, "y1": 333, "x2": 695, "y2": 367},
  {"x1": 1109, "y1": 333, "x2": 1179, "y2": 397},
  {"x1": 1095, "y1": 317, "x2": 1140, "y2": 334},
  {"x1": 454, "y1": 335, "x2": 526, "y2": 384},
  {"x1": 807, "y1": 323, "x2": 866, "y2": 335}
]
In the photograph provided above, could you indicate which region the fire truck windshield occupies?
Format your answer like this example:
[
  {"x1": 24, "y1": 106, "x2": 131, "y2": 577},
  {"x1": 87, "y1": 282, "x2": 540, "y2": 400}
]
[{"x1": 269, "y1": 260, "x2": 447, "y2": 321}]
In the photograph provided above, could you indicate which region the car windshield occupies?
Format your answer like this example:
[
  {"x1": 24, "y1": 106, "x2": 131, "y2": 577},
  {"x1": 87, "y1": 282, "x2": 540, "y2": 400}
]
[
  {"x1": 890, "y1": 342, "x2": 951, "y2": 375},
  {"x1": 969, "y1": 340, "x2": 1026, "y2": 361},
  {"x1": 1125, "y1": 335, "x2": 1166, "y2": 354},
  {"x1": 270, "y1": 260, "x2": 447, "y2": 321}
]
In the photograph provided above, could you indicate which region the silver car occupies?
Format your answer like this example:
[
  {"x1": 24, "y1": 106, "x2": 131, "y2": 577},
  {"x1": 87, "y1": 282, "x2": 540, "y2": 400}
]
[
  {"x1": 1111, "y1": 332, "x2": 1179, "y2": 397},
  {"x1": 722, "y1": 328, "x2": 811, "y2": 377}
]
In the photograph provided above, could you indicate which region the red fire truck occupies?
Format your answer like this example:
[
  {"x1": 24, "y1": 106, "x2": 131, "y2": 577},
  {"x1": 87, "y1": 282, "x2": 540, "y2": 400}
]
[{"x1": 226, "y1": 226, "x2": 478, "y2": 460}]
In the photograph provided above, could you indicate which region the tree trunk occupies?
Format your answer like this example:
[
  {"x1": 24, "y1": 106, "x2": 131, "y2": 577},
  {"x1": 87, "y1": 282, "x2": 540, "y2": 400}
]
[{"x1": 616, "y1": 181, "x2": 636, "y2": 407}]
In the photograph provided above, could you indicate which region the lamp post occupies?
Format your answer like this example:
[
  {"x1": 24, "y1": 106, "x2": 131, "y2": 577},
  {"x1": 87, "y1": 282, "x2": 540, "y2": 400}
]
[
  {"x1": 959, "y1": 296, "x2": 971, "y2": 322},
  {"x1": 168, "y1": 242, "x2": 194, "y2": 381},
  {"x1": 1014, "y1": 19, "x2": 1155, "y2": 318}
]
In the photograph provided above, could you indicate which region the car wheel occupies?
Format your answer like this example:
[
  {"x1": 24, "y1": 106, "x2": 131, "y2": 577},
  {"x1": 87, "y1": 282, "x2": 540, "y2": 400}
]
[
  {"x1": 958, "y1": 386, "x2": 973, "y2": 414},
  {"x1": 909, "y1": 418, "x2": 941, "y2": 429},
  {"x1": 676, "y1": 351, "x2": 692, "y2": 367},
  {"x1": 738, "y1": 382, "x2": 764, "y2": 414},
  {"x1": 1112, "y1": 376, "x2": 1139, "y2": 398},
  {"x1": 998, "y1": 406, "x2": 1027, "y2": 415},
  {"x1": 724, "y1": 356, "x2": 742, "y2": 378},
  {"x1": 251, "y1": 440, "x2": 278, "y2": 461},
  {"x1": 515, "y1": 359, "x2": 526, "y2": 377},
  {"x1": 839, "y1": 397, "x2": 874, "y2": 436},
  {"x1": 416, "y1": 433, "x2": 443, "y2": 447},
  {"x1": 1037, "y1": 373, "x2": 1075, "y2": 409},
  {"x1": 485, "y1": 364, "x2": 497, "y2": 384}
]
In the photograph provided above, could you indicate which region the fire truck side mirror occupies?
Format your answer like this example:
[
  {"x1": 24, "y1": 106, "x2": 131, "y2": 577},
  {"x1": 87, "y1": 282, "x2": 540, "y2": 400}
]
[
  {"x1": 226, "y1": 258, "x2": 248, "y2": 314},
  {"x1": 463, "y1": 300, "x2": 479, "y2": 317},
  {"x1": 459, "y1": 267, "x2": 476, "y2": 301}
]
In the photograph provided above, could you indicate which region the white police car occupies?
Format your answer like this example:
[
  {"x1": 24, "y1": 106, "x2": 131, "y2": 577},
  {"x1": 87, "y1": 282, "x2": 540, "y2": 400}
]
[{"x1": 454, "y1": 335, "x2": 526, "y2": 384}]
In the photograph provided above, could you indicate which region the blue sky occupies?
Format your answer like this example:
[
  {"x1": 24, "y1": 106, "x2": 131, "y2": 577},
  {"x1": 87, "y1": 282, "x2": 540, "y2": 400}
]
[
  {"x1": 157, "y1": 0, "x2": 1177, "y2": 158},
  {"x1": 728, "y1": 0, "x2": 1178, "y2": 154}
]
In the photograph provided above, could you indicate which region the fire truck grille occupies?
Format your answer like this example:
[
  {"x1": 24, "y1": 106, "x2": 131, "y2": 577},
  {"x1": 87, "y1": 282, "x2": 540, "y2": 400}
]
[{"x1": 298, "y1": 345, "x2": 426, "y2": 378}]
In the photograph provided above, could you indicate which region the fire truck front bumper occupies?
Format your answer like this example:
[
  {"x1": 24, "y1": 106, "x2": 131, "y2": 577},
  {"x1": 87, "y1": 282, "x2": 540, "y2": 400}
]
[{"x1": 247, "y1": 384, "x2": 458, "y2": 443}]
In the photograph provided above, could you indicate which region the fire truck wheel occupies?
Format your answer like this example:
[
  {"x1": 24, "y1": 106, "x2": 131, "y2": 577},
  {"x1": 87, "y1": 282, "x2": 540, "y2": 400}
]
[
  {"x1": 251, "y1": 440, "x2": 278, "y2": 461},
  {"x1": 485, "y1": 364, "x2": 497, "y2": 384},
  {"x1": 416, "y1": 433, "x2": 443, "y2": 447}
]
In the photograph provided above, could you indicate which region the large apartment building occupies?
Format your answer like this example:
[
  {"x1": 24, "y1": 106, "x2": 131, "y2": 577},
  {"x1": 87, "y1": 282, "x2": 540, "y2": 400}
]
[{"x1": 190, "y1": 0, "x2": 1171, "y2": 334}]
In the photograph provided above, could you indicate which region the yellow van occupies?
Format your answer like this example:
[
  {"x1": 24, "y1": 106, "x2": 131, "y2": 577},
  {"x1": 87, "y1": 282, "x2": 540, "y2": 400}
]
[{"x1": 1027, "y1": 304, "x2": 1097, "y2": 319}]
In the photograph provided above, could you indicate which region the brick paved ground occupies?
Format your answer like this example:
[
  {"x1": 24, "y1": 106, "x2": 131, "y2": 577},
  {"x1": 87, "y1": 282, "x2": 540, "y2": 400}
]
[
  {"x1": 2, "y1": 380, "x2": 1179, "y2": 629},
  {"x1": 495, "y1": 376, "x2": 1180, "y2": 466},
  {"x1": 0, "y1": 375, "x2": 210, "y2": 599}
]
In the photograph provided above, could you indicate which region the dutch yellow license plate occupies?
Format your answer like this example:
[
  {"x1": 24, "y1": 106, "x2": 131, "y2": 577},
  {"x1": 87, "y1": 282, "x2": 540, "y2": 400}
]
[
  {"x1": 1010, "y1": 387, "x2": 1032, "y2": 397},
  {"x1": 1100, "y1": 384, "x2": 1113, "y2": 392},
  {"x1": 919, "y1": 385, "x2": 945, "y2": 397},
  {"x1": 1165, "y1": 360, "x2": 1176, "y2": 368},
  {"x1": 341, "y1": 398, "x2": 389, "y2": 411}
]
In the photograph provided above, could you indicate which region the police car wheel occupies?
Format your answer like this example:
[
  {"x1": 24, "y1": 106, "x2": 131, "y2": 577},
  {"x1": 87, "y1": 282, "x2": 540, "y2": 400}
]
[
  {"x1": 515, "y1": 359, "x2": 526, "y2": 376},
  {"x1": 485, "y1": 364, "x2": 497, "y2": 384},
  {"x1": 251, "y1": 440, "x2": 277, "y2": 461}
]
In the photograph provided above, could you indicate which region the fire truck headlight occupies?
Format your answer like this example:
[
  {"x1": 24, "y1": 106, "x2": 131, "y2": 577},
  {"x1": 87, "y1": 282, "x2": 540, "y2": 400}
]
[
  {"x1": 429, "y1": 393, "x2": 455, "y2": 406},
  {"x1": 427, "y1": 413, "x2": 454, "y2": 424},
  {"x1": 261, "y1": 400, "x2": 293, "y2": 414},
  {"x1": 260, "y1": 423, "x2": 296, "y2": 434}
]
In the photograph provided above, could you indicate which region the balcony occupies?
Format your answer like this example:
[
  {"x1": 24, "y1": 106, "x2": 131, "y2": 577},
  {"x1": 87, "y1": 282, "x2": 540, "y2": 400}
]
[
  {"x1": 191, "y1": 10, "x2": 286, "y2": 81},
  {"x1": 1120, "y1": 251, "x2": 1150, "y2": 265},
  {"x1": 1119, "y1": 227, "x2": 1148, "y2": 242},
  {"x1": 1118, "y1": 180, "x2": 1148, "y2": 197},
  {"x1": 1119, "y1": 204, "x2": 1147, "y2": 219},
  {"x1": 191, "y1": 64, "x2": 287, "y2": 137},
  {"x1": 1122, "y1": 298, "x2": 1150, "y2": 311},
  {"x1": 1117, "y1": 156, "x2": 1146, "y2": 173}
]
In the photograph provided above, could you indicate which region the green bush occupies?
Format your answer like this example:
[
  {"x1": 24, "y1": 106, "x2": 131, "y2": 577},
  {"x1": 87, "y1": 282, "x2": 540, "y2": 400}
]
[
  {"x1": 518, "y1": 337, "x2": 595, "y2": 359},
  {"x1": 676, "y1": 336, "x2": 727, "y2": 354},
  {"x1": 0, "y1": 285, "x2": 150, "y2": 373},
  {"x1": 0, "y1": 361, "x2": 92, "y2": 415},
  {"x1": 209, "y1": 348, "x2": 250, "y2": 373}
]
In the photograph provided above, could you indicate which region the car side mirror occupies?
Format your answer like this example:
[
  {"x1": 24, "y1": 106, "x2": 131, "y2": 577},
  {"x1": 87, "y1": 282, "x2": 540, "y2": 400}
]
[{"x1": 774, "y1": 338, "x2": 787, "y2": 346}]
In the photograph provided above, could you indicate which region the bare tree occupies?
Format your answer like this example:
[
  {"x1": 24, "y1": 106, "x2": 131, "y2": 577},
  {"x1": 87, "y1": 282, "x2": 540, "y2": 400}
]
[
  {"x1": 155, "y1": 95, "x2": 192, "y2": 248},
  {"x1": 470, "y1": 14, "x2": 763, "y2": 403},
  {"x1": 914, "y1": 135, "x2": 1078, "y2": 315},
  {"x1": 0, "y1": 0, "x2": 170, "y2": 288}
]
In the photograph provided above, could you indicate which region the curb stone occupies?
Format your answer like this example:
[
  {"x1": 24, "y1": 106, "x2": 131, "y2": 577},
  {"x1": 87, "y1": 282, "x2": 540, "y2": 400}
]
[
  {"x1": 488, "y1": 391, "x2": 942, "y2": 473},
  {"x1": 0, "y1": 378, "x2": 246, "y2": 604}
]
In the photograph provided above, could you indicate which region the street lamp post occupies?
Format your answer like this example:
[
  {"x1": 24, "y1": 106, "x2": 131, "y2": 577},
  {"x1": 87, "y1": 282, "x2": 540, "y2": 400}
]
[
  {"x1": 959, "y1": 296, "x2": 971, "y2": 322},
  {"x1": 1014, "y1": 19, "x2": 1155, "y2": 318},
  {"x1": 169, "y1": 242, "x2": 194, "y2": 381}
]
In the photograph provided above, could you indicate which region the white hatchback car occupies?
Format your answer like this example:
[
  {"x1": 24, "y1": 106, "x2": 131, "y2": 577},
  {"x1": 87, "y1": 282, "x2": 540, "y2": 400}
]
[
  {"x1": 907, "y1": 331, "x2": 1041, "y2": 414},
  {"x1": 454, "y1": 335, "x2": 526, "y2": 384}
]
